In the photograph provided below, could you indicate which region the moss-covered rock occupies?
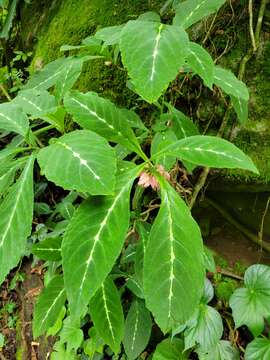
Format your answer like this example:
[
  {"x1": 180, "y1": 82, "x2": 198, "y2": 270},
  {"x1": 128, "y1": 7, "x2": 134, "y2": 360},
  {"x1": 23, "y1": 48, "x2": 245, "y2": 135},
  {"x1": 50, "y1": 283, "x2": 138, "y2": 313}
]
[{"x1": 20, "y1": 0, "x2": 163, "y2": 105}]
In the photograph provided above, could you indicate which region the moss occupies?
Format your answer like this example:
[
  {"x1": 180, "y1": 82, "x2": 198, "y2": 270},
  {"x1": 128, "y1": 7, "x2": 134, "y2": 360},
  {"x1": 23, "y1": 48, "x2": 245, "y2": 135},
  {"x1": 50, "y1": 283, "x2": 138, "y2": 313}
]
[{"x1": 21, "y1": 0, "x2": 163, "y2": 104}]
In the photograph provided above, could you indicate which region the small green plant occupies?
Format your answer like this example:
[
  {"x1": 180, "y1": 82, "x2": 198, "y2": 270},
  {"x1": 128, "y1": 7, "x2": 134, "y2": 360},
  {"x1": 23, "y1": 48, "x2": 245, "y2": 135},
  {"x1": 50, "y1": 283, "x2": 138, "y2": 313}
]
[{"x1": 0, "y1": 0, "x2": 262, "y2": 358}]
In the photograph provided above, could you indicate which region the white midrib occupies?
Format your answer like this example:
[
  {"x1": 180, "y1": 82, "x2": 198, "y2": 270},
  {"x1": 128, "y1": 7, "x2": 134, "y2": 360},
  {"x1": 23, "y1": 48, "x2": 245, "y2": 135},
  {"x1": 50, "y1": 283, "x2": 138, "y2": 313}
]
[
  {"x1": 131, "y1": 303, "x2": 139, "y2": 352},
  {"x1": 0, "y1": 111, "x2": 23, "y2": 133},
  {"x1": 190, "y1": 49, "x2": 205, "y2": 72},
  {"x1": 39, "y1": 288, "x2": 65, "y2": 330},
  {"x1": 19, "y1": 96, "x2": 42, "y2": 112},
  {"x1": 102, "y1": 283, "x2": 116, "y2": 343},
  {"x1": 71, "y1": 97, "x2": 122, "y2": 137},
  {"x1": 58, "y1": 141, "x2": 101, "y2": 180},
  {"x1": 0, "y1": 158, "x2": 32, "y2": 248},
  {"x1": 179, "y1": 146, "x2": 244, "y2": 163},
  {"x1": 166, "y1": 196, "x2": 175, "y2": 321},
  {"x1": 184, "y1": 0, "x2": 207, "y2": 24},
  {"x1": 59, "y1": 63, "x2": 73, "y2": 99},
  {"x1": 78, "y1": 186, "x2": 126, "y2": 297},
  {"x1": 32, "y1": 67, "x2": 64, "y2": 90},
  {"x1": 150, "y1": 24, "x2": 163, "y2": 81}
]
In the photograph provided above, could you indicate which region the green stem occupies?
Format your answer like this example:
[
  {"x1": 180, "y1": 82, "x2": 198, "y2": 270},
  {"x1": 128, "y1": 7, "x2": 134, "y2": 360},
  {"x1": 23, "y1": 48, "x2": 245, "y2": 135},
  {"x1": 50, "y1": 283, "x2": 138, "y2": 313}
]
[
  {"x1": 0, "y1": 83, "x2": 12, "y2": 101},
  {"x1": 33, "y1": 124, "x2": 56, "y2": 136}
]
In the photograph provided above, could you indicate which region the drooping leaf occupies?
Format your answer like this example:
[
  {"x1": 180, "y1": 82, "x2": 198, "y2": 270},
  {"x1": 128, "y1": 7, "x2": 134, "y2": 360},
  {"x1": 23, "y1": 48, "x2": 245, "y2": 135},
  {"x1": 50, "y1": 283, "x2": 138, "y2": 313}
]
[
  {"x1": 173, "y1": 0, "x2": 226, "y2": 29},
  {"x1": 95, "y1": 25, "x2": 124, "y2": 46},
  {"x1": 62, "y1": 165, "x2": 141, "y2": 319},
  {"x1": 0, "y1": 103, "x2": 29, "y2": 137},
  {"x1": 245, "y1": 337, "x2": 270, "y2": 360},
  {"x1": 13, "y1": 89, "x2": 57, "y2": 117},
  {"x1": 123, "y1": 300, "x2": 152, "y2": 360},
  {"x1": 231, "y1": 95, "x2": 248, "y2": 124},
  {"x1": 152, "y1": 338, "x2": 188, "y2": 360},
  {"x1": 120, "y1": 20, "x2": 189, "y2": 103},
  {"x1": 214, "y1": 67, "x2": 249, "y2": 101},
  {"x1": 184, "y1": 304, "x2": 223, "y2": 351},
  {"x1": 37, "y1": 130, "x2": 116, "y2": 195},
  {"x1": 137, "y1": 11, "x2": 161, "y2": 22},
  {"x1": 64, "y1": 91, "x2": 145, "y2": 158},
  {"x1": 186, "y1": 42, "x2": 214, "y2": 89},
  {"x1": 202, "y1": 278, "x2": 214, "y2": 304},
  {"x1": 153, "y1": 135, "x2": 258, "y2": 174},
  {"x1": 33, "y1": 275, "x2": 66, "y2": 338},
  {"x1": 144, "y1": 180, "x2": 204, "y2": 332},
  {"x1": 229, "y1": 264, "x2": 270, "y2": 336},
  {"x1": 0, "y1": 156, "x2": 34, "y2": 285},
  {"x1": 32, "y1": 237, "x2": 62, "y2": 261},
  {"x1": 151, "y1": 129, "x2": 177, "y2": 170},
  {"x1": 126, "y1": 277, "x2": 144, "y2": 298},
  {"x1": 197, "y1": 340, "x2": 239, "y2": 360},
  {"x1": 203, "y1": 246, "x2": 216, "y2": 273},
  {"x1": 89, "y1": 277, "x2": 124, "y2": 354}
]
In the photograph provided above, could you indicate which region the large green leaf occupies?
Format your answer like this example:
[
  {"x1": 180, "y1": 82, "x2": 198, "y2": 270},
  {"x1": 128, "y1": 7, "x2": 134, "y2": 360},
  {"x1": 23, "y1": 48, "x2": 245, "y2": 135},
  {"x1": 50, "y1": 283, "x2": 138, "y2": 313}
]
[
  {"x1": 89, "y1": 277, "x2": 124, "y2": 354},
  {"x1": 0, "y1": 156, "x2": 34, "y2": 284},
  {"x1": 184, "y1": 304, "x2": 223, "y2": 351},
  {"x1": 245, "y1": 338, "x2": 270, "y2": 360},
  {"x1": 13, "y1": 89, "x2": 57, "y2": 117},
  {"x1": 0, "y1": 103, "x2": 29, "y2": 137},
  {"x1": 173, "y1": 0, "x2": 226, "y2": 29},
  {"x1": 123, "y1": 300, "x2": 152, "y2": 360},
  {"x1": 64, "y1": 91, "x2": 145, "y2": 158},
  {"x1": 33, "y1": 275, "x2": 66, "y2": 338},
  {"x1": 152, "y1": 338, "x2": 188, "y2": 360},
  {"x1": 134, "y1": 222, "x2": 150, "y2": 288},
  {"x1": 37, "y1": 130, "x2": 116, "y2": 195},
  {"x1": 144, "y1": 180, "x2": 204, "y2": 332},
  {"x1": 95, "y1": 25, "x2": 124, "y2": 46},
  {"x1": 186, "y1": 42, "x2": 214, "y2": 89},
  {"x1": 197, "y1": 340, "x2": 239, "y2": 360},
  {"x1": 153, "y1": 135, "x2": 258, "y2": 174},
  {"x1": 214, "y1": 67, "x2": 249, "y2": 101},
  {"x1": 120, "y1": 20, "x2": 189, "y2": 103},
  {"x1": 229, "y1": 264, "x2": 270, "y2": 336},
  {"x1": 62, "y1": 165, "x2": 141, "y2": 319}
]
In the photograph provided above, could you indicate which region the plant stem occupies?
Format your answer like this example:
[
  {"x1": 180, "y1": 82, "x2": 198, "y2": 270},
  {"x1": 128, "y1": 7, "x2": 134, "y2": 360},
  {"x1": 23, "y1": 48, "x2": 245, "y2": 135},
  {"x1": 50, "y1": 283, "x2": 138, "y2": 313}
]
[
  {"x1": 33, "y1": 124, "x2": 55, "y2": 136},
  {"x1": 0, "y1": 83, "x2": 12, "y2": 101},
  {"x1": 205, "y1": 196, "x2": 270, "y2": 253}
]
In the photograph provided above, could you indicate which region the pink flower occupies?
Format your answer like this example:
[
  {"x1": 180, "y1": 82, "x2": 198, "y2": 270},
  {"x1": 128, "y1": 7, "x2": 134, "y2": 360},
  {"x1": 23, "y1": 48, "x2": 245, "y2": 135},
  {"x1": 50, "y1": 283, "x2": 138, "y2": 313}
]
[{"x1": 138, "y1": 165, "x2": 170, "y2": 191}]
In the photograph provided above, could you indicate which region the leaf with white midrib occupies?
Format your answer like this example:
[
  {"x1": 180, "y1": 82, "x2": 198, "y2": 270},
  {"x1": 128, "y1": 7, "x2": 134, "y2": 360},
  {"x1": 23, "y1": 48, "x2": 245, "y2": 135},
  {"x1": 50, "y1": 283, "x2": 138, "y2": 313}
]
[
  {"x1": 0, "y1": 155, "x2": 34, "y2": 285},
  {"x1": 37, "y1": 130, "x2": 116, "y2": 195},
  {"x1": 0, "y1": 102, "x2": 29, "y2": 137},
  {"x1": 64, "y1": 91, "x2": 144, "y2": 158},
  {"x1": 33, "y1": 275, "x2": 66, "y2": 338},
  {"x1": 89, "y1": 276, "x2": 124, "y2": 354},
  {"x1": 62, "y1": 165, "x2": 142, "y2": 319},
  {"x1": 123, "y1": 300, "x2": 152, "y2": 360},
  {"x1": 120, "y1": 21, "x2": 189, "y2": 103},
  {"x1": 143, "y1": 180, "x2": 204, "y2": 332}
]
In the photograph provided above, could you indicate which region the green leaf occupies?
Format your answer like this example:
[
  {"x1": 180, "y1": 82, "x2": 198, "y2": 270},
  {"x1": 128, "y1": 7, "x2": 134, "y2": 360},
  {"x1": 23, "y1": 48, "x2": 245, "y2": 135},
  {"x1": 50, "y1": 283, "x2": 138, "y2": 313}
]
[
  {"x1": 33, "y1": 275, "x2": 66, "y2": 338},
  {"x1": 89, "y1": 277, "x2": 124, "y2": 354},
  {"x1": 186, "y1": 42, "x2": 214, "y2": 89},
  {"x1": 60, "y1": 317, "x2": 83, "y2": 353},
  {"x1": 231, "y1": 95, "x2": 248, "y2": 124},
  {"x1": 0, "y1": 103, "x2": 29, "y2": 137},
  {"x1": 95, "y1": 25, "x2": 124, "y2": 46},
  {"x1": 184, "y1": 304, "x2": 223, "y2": 351},
  {"x1": 152, "y1": 338, "x2": 187, "y2": 360},
  {"x1": 214, "y1": 67, "x2": 249, "y2": 101},
  {"x1": 120, "y1": 21, "x2": 189, "y2": 103},
  {"x1": 0, "y1": 156, "x2": 34, "y2": 285},
  {"x1": 0, "y1": 166, "x2": 16, "y2": 196},
  {"x1": 64, "y1": 91, "x2": 145, "y2": 158},
  {"x1": 13, "y1": 89, "x2": 56, "y2": 117},
  {"x1": 137, "y1": 11, "x2": 161, "y2": 22},
  {"x1": 126, "y1": 277, "x2": 144, "y2": 298},
  {"x1": 229, "y1": 264, "x2": 270, "y2": 336},
  {"x1": 245, "y1": 338, "x2": 270, "y2": 360},
  {"x1": 37, "y1": 130, "x2": 116, "y2": 195},
  {"x1": 134, "y1": 222, "x2": 150, "y2": 288},
  {"x1": 153, "y1": 135, "x2": 258, "y2": 174},
  {"x1": 151, "y1": 129, "x2": 177, "y2": 170},
  {"x1": 197, "y1": 340, "x2": 239, "y2": 360},
  {"x1": 32, "y1": 237, "x2": 62, "y2": 261},
  {"x1": 203, "y1": 246, "x2": 216, "y2": 273},
  {"x1": 0, "y1": 0, "x2": 18, "y2": 39},
  {"x1": 144, "y1": 180, "x2": 204, "y2": 332},
  {"x1": 62, "y1": 165, "x2": 141, "y2": 319},
  {"x1": 123, "y1": 300, "x2": 152, "y2": 360},
  {"x1": 173, "y1": 0, "x2": 226, "y2": 29}
]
